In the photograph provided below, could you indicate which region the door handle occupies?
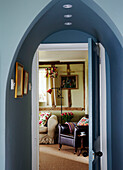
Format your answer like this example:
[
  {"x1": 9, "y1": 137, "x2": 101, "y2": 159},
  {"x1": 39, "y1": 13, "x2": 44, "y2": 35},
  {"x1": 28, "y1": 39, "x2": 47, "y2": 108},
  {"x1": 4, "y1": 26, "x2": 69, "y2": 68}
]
[{"x1": 95, "y1": 151, "x2": 103, "y2": 157}]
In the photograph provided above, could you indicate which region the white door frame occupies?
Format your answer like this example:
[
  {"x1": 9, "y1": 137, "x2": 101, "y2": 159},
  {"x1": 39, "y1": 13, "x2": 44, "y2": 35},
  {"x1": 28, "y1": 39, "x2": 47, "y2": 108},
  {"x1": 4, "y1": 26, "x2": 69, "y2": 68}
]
[
  {"x1": 31, "y1": 43, "x2": 107, "y2": 170},
  {"x1": 32, "y1": 51, "x2": 39, "y2": 170},
  {"x1": 99, "y1": 43, "x2": 107, "y2": 170}
]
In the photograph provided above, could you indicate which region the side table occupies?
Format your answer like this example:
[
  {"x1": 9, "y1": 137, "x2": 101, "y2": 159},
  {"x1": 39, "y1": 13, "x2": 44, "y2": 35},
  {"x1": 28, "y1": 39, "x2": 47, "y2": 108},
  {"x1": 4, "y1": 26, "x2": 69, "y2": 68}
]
[{"x1": 77, "y1": 132, "x2": 88, "y2": 157}]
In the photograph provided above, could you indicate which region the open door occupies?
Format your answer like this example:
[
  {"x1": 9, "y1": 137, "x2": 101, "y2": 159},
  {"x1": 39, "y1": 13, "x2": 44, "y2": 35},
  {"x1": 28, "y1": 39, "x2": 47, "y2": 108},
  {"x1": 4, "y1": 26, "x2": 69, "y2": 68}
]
[{"x1": 88, "y1": 38, "x2": 103, "y2": 170}]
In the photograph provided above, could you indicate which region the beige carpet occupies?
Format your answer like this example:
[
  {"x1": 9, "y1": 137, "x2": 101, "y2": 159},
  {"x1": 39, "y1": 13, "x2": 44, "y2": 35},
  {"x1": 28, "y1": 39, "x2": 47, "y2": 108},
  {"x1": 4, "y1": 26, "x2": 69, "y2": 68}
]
[{"x1": 39, "y1": 144, "x2": 89, "y2": 170}]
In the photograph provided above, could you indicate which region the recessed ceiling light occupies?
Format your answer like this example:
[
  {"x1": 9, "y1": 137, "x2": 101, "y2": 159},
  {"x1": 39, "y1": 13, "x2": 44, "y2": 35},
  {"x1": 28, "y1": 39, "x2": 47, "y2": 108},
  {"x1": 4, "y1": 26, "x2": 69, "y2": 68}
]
[
  {"x1": 63, "y1": 4, "x2": 72, "y2": 9},
  {"x1": 64, "y1": 22, "x2": 72, "y2": 26},
  {"x1": 64, "y1": 14, "x2": 72, "y2": 18}
]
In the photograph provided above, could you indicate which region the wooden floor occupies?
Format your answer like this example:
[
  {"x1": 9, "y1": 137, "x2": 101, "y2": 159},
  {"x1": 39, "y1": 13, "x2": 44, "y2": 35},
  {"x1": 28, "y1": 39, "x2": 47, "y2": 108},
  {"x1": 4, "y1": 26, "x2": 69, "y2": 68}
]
[{"x1": 39, "y1": 144, "x2": 89, "y2": 170}]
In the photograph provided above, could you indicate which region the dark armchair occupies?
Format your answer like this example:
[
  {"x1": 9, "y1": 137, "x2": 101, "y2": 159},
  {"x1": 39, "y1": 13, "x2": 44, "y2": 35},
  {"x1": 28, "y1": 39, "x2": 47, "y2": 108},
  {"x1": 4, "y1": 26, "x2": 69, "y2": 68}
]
[{"x1": 58, "y1": 123, "x2": 88, "y2": 154}]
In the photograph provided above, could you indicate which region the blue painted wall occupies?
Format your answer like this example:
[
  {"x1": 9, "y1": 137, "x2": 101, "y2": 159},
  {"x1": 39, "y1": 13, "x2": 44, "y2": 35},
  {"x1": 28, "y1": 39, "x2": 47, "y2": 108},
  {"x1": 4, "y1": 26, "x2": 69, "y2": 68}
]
[
  {"x1": 6, "y1": 61, "x2": 32, "y2": 170},
  {"x1": 0, "y1": 0, "x2": 123, "y2": 170},
  {"x1": 42, "y1": 30, "x2": 96, "y2": 43},
  {"x1": 93, "y1": 0, "x2": 123, "y2": 35},
  {"x1": 5, "y1": 29, "x2": 93, "y2": 170},
  {"x1": 0, "y1": 1, "x2": 52, "y2": 169}
]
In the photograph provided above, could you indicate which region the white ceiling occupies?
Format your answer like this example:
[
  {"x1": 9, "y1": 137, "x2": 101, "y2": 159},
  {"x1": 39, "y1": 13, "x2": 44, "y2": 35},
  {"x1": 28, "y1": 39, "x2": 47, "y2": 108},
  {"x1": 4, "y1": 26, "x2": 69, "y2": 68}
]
[{"x1": 38, "y1": 50, "x2": 88, "y2": 61}]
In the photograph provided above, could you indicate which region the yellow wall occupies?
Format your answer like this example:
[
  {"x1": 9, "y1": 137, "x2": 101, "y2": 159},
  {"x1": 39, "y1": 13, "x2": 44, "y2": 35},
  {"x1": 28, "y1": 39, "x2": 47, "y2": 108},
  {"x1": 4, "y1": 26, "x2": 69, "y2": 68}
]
[{"x1": 39, "y1": 61, "x2": 88, "y2": 114}]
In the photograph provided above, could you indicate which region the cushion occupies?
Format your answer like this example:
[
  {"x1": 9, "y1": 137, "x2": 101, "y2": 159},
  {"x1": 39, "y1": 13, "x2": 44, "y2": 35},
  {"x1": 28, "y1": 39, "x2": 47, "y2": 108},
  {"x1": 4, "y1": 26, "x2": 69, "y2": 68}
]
[
  {"x1": 77, "y1": 117, "x2": 89, "y2": 126},
  {"x1": 39, "y1": 112, "x2": 51, "y2": 127},
  {"x1": 65, "y1": 122, "x2": 77, "y2": 134},
  {"x1": 39, "y1": 126, "x2": 48, "y2": 133}
]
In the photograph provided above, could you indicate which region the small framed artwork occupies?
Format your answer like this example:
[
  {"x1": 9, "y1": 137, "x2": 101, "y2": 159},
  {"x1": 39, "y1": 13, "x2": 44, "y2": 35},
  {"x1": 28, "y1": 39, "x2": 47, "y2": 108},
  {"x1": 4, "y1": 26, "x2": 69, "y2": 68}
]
[
  {"x1": 23, "y1": 71, "x2": 29, "y2": 95},
  {"x1": 15, "y1": 62, "x2": 24, "y2": 98},
  {"x1": 60, "y1": 75, "x2": 78, "y2": 89}
]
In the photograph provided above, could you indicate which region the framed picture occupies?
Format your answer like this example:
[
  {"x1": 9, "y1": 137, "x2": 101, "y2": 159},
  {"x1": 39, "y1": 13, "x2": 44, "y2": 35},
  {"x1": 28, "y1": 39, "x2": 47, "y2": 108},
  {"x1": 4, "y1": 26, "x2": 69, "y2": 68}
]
[
  {"x1": 15, "y1": 62, "x2": 24, "y2": 98},
  {"x1": 60, "y1": 75, "x2": 78, "y2": 89},
  {"x1": 23, "y1": 71, "x2": 29, "y2": 95}
]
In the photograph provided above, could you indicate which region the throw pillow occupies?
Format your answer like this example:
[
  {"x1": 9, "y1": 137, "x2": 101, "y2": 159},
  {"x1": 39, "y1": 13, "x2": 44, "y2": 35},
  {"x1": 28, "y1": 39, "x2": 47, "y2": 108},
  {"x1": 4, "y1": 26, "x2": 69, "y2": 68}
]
[
  {"x1": 77, "y1": 117, "x2": 89, "y2": 126},
  {"x1": 39, "y1": 112, "x2": 51, "y2": 127}
]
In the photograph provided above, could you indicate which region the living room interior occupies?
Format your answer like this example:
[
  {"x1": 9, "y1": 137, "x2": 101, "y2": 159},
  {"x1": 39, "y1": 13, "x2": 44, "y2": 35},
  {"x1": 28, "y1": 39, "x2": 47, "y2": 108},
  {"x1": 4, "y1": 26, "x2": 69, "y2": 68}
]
[{"x1": 37, "y1": 44, "x2": 89, "y2": 169}]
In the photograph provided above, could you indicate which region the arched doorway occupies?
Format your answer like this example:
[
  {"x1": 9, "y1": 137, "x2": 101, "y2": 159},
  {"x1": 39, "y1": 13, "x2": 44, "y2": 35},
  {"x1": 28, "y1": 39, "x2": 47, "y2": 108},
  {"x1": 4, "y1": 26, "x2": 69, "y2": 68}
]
[{"x1": 6, "y1": 0, "x2": 123, "y2": 170}]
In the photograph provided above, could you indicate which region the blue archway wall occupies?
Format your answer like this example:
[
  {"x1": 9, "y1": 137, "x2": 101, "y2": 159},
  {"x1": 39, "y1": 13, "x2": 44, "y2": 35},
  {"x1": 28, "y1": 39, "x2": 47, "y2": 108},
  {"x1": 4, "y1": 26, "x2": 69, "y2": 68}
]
[{"x1": 6, "y1": 0, "x2": 123, "y2": 170}]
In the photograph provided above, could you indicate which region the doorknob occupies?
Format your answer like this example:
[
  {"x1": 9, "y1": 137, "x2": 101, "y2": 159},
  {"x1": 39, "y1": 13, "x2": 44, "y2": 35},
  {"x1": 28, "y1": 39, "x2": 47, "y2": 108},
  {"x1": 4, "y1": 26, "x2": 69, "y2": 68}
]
[{"x1": 95, "y1": 151, "x2": 103, "y2": 157}]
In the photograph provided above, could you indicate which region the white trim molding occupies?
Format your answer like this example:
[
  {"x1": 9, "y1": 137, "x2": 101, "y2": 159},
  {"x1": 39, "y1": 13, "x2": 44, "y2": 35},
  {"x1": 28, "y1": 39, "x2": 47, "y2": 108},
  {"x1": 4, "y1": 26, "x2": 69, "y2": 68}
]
[
  {"x1": 32, "y1": 51, "x2": 39, "y2": 170},
  {"x1": 38, "y1": 43, "x2": 88, "y2": 51},
  {"x1": 32, "y1": 43, "x2": 107, "y2": 170}
]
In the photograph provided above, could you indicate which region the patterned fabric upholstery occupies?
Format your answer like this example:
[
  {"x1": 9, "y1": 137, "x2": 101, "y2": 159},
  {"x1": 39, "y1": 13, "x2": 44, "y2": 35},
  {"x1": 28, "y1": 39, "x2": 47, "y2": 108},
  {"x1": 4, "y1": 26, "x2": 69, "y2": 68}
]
[
  {"x1": 39, "y1": 112, "x2": 51, "y2": 126},
  {"x1": 65, "y1": 122, "x2": 77, "y2": 134},
  {"x1": 77, "y1": 117, "x2": 89, "y2": 126}
]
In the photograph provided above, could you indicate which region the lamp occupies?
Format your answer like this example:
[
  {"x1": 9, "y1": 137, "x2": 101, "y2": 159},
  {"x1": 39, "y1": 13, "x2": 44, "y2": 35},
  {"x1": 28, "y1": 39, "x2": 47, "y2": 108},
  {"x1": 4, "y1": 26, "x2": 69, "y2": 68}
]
[
  {"x1": 47, "y1": 88, "x2": 52, "y2": 94},
  {"x1": 47, "y1": 86, "x2": 63, "y2": 122}
]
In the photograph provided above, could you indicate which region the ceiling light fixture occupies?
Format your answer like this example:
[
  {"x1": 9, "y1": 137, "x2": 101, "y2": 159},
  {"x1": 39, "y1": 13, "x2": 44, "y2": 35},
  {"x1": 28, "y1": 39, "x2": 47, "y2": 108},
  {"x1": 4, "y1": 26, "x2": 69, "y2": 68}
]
[
  {"x1": 64, "y1": 14, "x2": 72, "y2": 18},
  {"x1": 63, "y1": 4, "x2": 72, "y2": 9},
  {"x1": 64, "y1": 22, "x2": 72, "y2": 26}
]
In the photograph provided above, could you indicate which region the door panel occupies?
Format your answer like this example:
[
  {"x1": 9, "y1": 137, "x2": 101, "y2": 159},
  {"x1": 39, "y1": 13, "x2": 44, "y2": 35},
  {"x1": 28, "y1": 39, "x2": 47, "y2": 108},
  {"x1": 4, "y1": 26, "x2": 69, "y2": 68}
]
[{"x1": 88, "y1": 38, "x2": 101, "y2": 170}]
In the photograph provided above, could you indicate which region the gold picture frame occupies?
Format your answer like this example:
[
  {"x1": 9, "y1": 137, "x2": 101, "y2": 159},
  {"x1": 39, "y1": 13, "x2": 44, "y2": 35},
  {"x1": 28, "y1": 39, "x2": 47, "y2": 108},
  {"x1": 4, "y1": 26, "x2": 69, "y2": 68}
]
[
  {"x1": 15, "y1": 62, "x2": 24, "y2": 98},
  {"x1": 23, "y1": 70, "x2": 29, "y2": 95}
]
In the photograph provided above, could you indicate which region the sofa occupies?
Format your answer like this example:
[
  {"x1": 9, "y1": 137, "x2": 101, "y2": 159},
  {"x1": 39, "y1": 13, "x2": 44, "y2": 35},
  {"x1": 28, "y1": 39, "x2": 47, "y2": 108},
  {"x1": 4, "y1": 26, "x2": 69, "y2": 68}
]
[
  {"x1": 39, "y1": 110, "x2": 87, "y2": 144},
  {"x1": 39, "y1": 115, "x2": 58, "y2": 144},
  {"x1": 50, "y1": 110, "x2": 86, "y2": 124}
]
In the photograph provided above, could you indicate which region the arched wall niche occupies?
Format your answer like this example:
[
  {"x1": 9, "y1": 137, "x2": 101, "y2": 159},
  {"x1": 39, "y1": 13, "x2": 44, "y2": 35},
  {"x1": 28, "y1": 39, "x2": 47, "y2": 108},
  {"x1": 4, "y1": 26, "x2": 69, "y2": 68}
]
[{"x1": 6, "y1": 0, "x2": 123, "y2": 170}]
